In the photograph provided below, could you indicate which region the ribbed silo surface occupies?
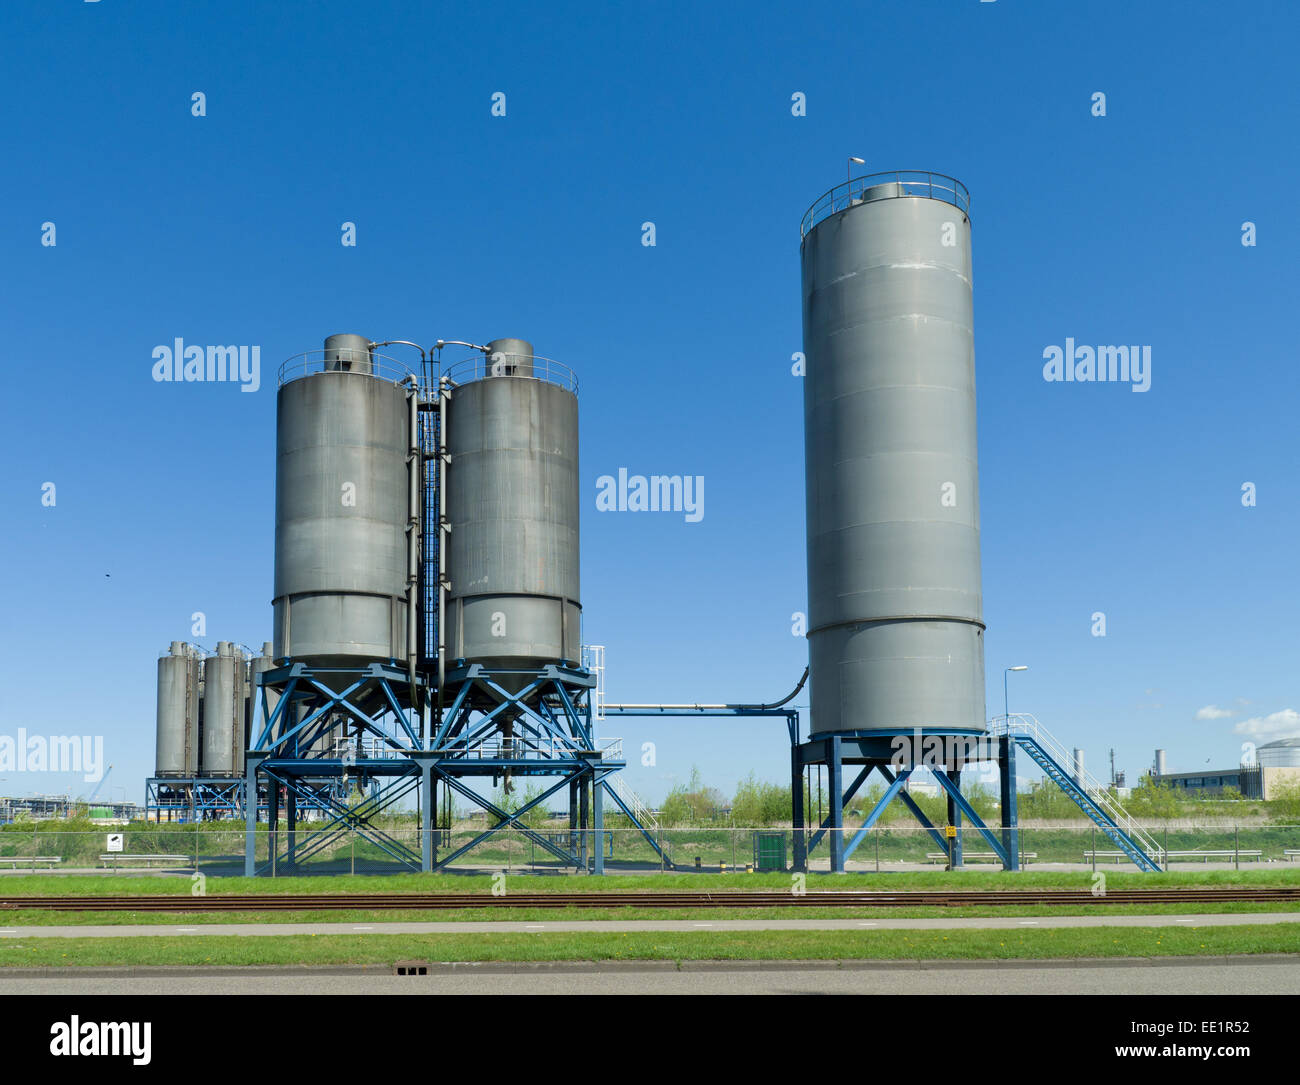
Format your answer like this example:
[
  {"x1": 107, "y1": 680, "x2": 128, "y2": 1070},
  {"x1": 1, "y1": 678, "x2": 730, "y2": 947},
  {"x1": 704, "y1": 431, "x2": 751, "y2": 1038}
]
[
  {"x1": 273, "y1": 336, "x2": 412, "y2": 664},
  {"x1": 800, "y1": 174, "x2": 985, "y2": 735},
  {"x1": 445, "y1": 342, "x2": 581, "y2": 670},
  {"x1": 201, "y1": 642, "x2": 245, "y2": 775},
  {"x1": 155, "y1": 641, "x2": 200, "y2": 777}
]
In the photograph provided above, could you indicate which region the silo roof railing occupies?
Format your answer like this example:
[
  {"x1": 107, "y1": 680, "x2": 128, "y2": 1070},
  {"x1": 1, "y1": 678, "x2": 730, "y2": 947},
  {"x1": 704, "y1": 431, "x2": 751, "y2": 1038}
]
[
  {"x1": 278, "y1": 350, "x2": 415, "y2": 387},
  {"x1": 800, "y1": 170, "x2": 971, "y2": 238},
  {"x1": 443, "y1": 354, "x2": 579, "y2": 396}
]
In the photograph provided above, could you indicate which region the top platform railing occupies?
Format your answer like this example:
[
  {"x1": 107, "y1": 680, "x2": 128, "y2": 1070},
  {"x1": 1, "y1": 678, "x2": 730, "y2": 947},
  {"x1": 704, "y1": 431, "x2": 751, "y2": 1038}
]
[
  {"x1": 443, "y1": 354, "x2": 579, "y2": 396},
  {"x1": 278, "y1": 349, "x2": 415, "y2": 387},
  {"x1": 800, "y1": 171, "x2": 971, "y2": 238}
]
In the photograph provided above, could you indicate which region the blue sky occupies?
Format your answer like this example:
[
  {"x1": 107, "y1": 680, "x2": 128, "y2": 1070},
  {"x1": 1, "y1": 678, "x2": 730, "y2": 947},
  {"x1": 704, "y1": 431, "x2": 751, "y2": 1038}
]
[{"x1": 2, "y1": 1, "x2": 1297, "y2": 805}]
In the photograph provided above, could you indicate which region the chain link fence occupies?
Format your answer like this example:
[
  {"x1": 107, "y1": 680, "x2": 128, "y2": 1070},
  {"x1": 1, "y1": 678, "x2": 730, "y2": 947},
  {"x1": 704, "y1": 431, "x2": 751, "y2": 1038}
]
[{"x1": 1, "y1": 823, "x2": 1298, "y2": 875}]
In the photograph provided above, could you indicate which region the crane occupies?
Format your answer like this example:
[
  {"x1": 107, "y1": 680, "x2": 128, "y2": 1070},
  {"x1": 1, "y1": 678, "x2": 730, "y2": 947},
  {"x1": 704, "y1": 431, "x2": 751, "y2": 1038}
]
[{"x1": 85, "y1": 765, "x2": 114, "y2": 805}]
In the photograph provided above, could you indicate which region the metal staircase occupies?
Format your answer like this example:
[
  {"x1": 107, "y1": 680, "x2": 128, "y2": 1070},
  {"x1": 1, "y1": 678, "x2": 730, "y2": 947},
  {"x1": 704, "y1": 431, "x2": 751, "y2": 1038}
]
[{"x1": 992, "y1": 714, "x2": 1162, "y2": 872}]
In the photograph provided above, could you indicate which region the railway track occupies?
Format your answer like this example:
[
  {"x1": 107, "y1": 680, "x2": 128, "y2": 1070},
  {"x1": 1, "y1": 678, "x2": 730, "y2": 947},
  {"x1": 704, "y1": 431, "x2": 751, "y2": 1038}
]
[{"x1": 3, "y1": 888, "x2": 1299, "y2": 912}]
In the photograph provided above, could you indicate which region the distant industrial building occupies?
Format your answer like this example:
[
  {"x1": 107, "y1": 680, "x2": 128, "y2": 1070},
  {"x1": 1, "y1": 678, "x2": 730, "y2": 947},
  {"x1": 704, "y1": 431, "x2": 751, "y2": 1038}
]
[{"x1": 1151, "y1": 738, "x2": 1300, "y2": 800}]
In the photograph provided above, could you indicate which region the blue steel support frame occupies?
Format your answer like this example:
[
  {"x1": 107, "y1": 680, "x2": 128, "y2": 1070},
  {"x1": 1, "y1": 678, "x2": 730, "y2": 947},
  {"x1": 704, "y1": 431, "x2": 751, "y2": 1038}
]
[{"x1": 793, "y1": 730, "x2": 1005, "y2": 873}]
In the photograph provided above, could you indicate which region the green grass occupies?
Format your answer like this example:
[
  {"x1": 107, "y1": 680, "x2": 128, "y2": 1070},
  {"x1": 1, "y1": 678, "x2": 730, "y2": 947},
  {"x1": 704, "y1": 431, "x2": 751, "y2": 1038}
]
[
  {"x1": 3, "y1": 867, "x2": 1299, "y2": 898},
  {"x1": 3, "y1": 901, "x2": 1299, "y2": 927},
  {"x1": 1, "y1": 924, "x2": 1297, "y2": 968}
]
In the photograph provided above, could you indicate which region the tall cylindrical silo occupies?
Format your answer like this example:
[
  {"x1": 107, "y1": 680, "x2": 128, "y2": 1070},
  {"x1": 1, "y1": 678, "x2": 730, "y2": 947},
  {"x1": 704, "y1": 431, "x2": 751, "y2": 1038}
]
[
  {"x1": 201, "y1": 642, "x2": 245, "y2": 776},
  {"x1": 801, "y1": 174, "x2": 984, "y2": 735},
  {"x1": 156, "y1": 641, "x2": 200, "y2": 777},
  {"x1": 445, "y1": 340, "x2": 581, "y2": 677},
  {"x1": 247, "y1": 642, "x2": 278, "y2": 745},
  {"x1": 274, "y1": 334, "x2": 413, "y2": 664}
]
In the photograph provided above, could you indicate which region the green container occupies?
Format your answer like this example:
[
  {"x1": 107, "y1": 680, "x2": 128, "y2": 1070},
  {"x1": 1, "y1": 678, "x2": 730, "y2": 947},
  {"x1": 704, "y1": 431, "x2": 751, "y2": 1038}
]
[{"x1": 754, "y1": 831, "x2": 787, "y2": 872}]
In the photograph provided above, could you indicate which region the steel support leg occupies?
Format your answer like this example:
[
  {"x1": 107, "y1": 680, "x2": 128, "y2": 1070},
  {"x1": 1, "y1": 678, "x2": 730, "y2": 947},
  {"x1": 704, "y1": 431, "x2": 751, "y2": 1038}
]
[
  {"x1": 569, "y1": 779, "x2": 579, "y2": 858},
  {"x1": 286, "y1": 791, "x2": 297, "y2": 869},
  {"x1": 999, "y1": 735, "x2": 1021, "y2": 872},
  {"x1": 828, "y1": 736, "x2": 845, "y2": 873},
  {"x1": 268, "y1": 779, "x2": 280, "y2": 877},
  {"x1": 791, "y1": 744, "x2": 806, "y2": 872},
  {"x1": 420, "y1": 758, "x2": 433, "y2": 874},
  {"x1": 580, "y1": 774, "x2": 590, "y2": 870},
  {"x1": 244, "y1": 753, "x2": 265, "y2": 877},
  {"x1": 946, "y1": 768, "x2": 963, "y2": 869},
  {"x1": 593, "y1": 769, "x2": 604, "y2": 876}
]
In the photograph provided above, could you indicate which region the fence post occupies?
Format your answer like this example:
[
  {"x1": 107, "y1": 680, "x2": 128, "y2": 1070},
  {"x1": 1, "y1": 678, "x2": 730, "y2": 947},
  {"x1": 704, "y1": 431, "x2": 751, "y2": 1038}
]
[
  {"x1": 875, "y1": 826, "x2": 880, "y2": 873},
  {"x1": 1164, "y1": 827, "x2": 1168, "y2": 867},
  {"x1": 1091, "y1": 826, "x2": 1096, "y2": 874},
  {"x1": 1234, "y1": 825, "x2": 1239, "y2": 871},
  {"x1": 351, "y1": 834, "x2": 355, "y2": 876}
]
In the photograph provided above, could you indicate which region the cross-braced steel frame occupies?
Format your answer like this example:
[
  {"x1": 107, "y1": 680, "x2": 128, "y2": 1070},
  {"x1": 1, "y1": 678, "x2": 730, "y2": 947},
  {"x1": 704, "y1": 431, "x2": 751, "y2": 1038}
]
[
  {"x1": 792, "y1": 731, "x2": 1022, "y2": 873},
  {"x1": 243, "y1": 659, "x2": 657, "y2": 875}
]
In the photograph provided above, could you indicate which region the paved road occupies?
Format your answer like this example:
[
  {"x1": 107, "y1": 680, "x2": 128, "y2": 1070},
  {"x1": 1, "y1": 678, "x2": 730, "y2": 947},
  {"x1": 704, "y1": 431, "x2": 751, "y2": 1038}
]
[
  {"x1": 2, "y1": 957, "x2": 1298, "y2": 994},
  {"x1": 0, "y1": 912, "x2": 1297, "y2": 939}
]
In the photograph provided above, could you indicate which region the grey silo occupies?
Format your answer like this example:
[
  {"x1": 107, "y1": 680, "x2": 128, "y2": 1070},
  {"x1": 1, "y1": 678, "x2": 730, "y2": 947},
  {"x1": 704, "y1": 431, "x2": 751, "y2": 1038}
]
[
  {"x1": 800, "y1": 174, "x2": 985, "y2": 735},
  {"x1": 273, "y1": 334, "x2": 412, "y2": 664},
  {"x1": 201, "y1": 641, "x2": 246, "y2": 775},
  {"x1": 155, "y1": 641, "x2": 200, "y2": 777},
  {"x1": 445, "y1": 339, "x2": 582, "y2": 673},
  {"x1": 247, "y1": 642, "x2": 277, "y2": 748}
]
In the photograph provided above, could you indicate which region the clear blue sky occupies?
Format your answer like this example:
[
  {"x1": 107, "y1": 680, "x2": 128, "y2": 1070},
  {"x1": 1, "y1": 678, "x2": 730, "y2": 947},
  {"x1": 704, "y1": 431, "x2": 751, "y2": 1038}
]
[{"x1": 2, "y1": 1, "x2": 1297, "y2": 805}]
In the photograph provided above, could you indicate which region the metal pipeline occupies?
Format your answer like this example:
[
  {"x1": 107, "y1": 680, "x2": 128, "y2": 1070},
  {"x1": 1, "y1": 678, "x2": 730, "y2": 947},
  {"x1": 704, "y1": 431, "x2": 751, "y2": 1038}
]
[
  {"x1": 605, "y1": 667, "x2": 809, "y2": 713},
  {"x1": 405, "y1": 377, "x2": 420, "y2": 714},
  {"x1": 436, "y1": 374, "x2": 450, "y2": 735}
]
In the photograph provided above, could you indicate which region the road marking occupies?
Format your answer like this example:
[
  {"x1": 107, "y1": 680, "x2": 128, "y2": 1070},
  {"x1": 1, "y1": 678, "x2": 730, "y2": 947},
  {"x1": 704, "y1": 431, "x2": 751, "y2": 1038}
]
[
  {"x1": 1019, "y1": 920, "x2": 1039, "y2": 926},
  {"x1": 858, "y1": 923, "x2": 877, "y2": 928},
  {"x1": 0, "y1": 930, "x2": 16, "y2": 935},
  {"x1": 1175, "y1": 919, "x2": 1196, "y2": 924},
  {"x1": 352, "y1": 926, "x2": 374, "y2": 931},
  {"x1": 175, "y1": 927, "x2": 197, "y2": 933},
  {"x1": 693, "y1": 923, "x2": 714, "y2": 928}
]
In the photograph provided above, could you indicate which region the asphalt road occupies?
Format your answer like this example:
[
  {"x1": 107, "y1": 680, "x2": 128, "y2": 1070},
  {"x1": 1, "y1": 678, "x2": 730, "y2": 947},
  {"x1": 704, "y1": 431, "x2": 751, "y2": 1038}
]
[
  {"x1": 0, "y1": 912, "x2": 1297, "y2": 938},
  {"x1": 2, "y1": 957, "x2": 1298, "y2": 995}
]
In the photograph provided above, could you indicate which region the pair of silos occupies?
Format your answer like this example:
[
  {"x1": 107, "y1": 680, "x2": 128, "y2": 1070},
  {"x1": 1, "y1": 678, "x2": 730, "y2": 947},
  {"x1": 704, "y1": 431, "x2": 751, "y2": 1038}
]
[
  {"x1": 271, "y1": 334, "x2": 580, "y2": 694},
  {"x1": 155, "y1": 640, "x2": 261, "y2": 777},
  {"x1": 800, "y1": 175, "x2": 986, "y2": 737}
]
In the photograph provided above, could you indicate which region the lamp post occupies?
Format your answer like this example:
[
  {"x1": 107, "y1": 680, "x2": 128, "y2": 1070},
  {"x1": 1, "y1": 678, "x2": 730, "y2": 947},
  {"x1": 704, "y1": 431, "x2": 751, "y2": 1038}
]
[
  {"x1": 1004, "y1": 666, "x2": 1028, "y2": 723},
  {"x1": 847, "y1": 155, "x2": 865, "y2": 184}
]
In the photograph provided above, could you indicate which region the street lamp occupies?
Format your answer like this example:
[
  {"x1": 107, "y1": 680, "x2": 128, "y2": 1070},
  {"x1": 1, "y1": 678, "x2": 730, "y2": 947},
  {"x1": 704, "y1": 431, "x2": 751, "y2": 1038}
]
[
  {"x1": 847, "y1": 155, "x2": 865, "y2": 183},
  {"x1": 1004, "y1": 666, "x2": 1028, "y2": 723}
]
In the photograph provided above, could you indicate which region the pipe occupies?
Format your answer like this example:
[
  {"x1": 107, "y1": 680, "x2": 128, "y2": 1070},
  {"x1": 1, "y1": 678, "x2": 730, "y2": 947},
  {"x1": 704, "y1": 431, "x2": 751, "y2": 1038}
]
[
  {"x1": 606, "y1": 667, "x2": 810, "y2": 713},
  {"x1": 405, "y1": 377, "x2": 420, "y2": 715},
  {"x1": 436, "y1": 375, "x2": 450, "y2": 736}
]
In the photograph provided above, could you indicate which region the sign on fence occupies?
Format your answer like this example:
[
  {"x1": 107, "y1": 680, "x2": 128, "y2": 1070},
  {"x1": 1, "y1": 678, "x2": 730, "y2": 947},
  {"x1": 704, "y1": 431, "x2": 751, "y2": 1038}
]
[{"x1": 106, "y1": 833, "x2": 124, "y2": 853}]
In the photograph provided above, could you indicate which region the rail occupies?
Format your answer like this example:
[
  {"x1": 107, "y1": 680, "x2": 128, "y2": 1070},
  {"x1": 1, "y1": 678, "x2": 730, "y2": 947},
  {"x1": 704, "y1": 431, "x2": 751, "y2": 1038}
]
[
  {"x1": 442, "y1": 353, "x2": 579, "y2": 396},
  {"x1": 991, "y1": 713, "x2": 1164, "y2": 861},
  {"x1": 800, "y1": 170, "x2": 971, "y2": 238},
  {"x1": 278, "y1": 349, "x2": 415, "y2": 387}
]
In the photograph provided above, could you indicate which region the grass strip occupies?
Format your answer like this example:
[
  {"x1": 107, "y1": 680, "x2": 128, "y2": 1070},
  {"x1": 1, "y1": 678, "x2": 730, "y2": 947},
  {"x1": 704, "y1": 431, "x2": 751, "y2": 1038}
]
[
  {"x1": 2, "y1": 901, "x2": 1299, "y2": 927},
  {"x1": 1, "y1": 924, "x2": 1298, "y2": 969},
  {"x1": 1, "y1": 868, "x2": 1299, "y2": 897}
]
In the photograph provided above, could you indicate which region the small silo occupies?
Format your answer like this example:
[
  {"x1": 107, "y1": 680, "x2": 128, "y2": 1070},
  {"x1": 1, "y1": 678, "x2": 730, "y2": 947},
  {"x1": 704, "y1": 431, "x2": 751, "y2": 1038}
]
[
  {"x1": 155, "y1": 641, "x2": 200, "y2": 777},
  {"x1": 800, "y1": 174, "x2": 984, "y2": 735},
  {"x1": 247, "y1": 641, "x2": 278, "y2": 744},
  {"x1": 273, "y1": 333, "x2": 414, "y2": 665},
  {"x1": 444, "y1": 339, "x2": 581, "y2": 678},
  {"x1": 201, "y1": 642, "x2": 246, "y2": 776}
]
